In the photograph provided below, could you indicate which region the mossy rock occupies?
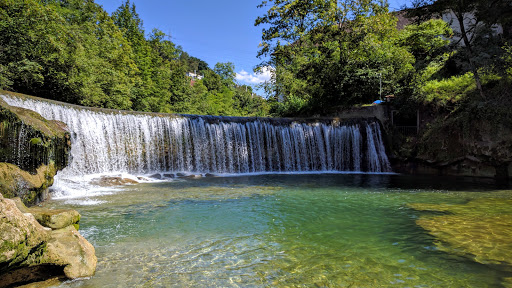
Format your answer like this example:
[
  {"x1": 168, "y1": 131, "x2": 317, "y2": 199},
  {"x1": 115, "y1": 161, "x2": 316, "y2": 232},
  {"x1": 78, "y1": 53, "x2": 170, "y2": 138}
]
[
  {"x1": 12, "y1": 197, "x2": 80, "y2": 230},
  {"x1": 0, "y1": 162, "x2": 57, "y2": 206},
  {"x1": 0, "y1": 194, "x2": 51, "y2": 273},
  {"x1": 0, "y1": 193, "x2": 96, "y2": 286},
  {"x1": 409, "y1": 199, "x2": 512, "y2": 270},
  {"x1": 0, "y1": 96, "x2": 70, "y2": 174},
  {"x1": 0, "y1": 94, "x2": 70, "y2": 205}
]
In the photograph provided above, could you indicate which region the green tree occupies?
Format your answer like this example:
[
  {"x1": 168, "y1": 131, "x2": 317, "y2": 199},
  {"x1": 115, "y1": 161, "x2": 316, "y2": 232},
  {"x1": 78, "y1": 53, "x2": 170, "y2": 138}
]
[
  {"x1": 202, "y1": 69, "x2": 223, "y2": 92},
  {"x1": 0, "y1": 0, "x2": 138, "y2": 109},
  {"x1": 256, "y1": 0, "x2": 419, "y2": 115},
  {"x1": 406, "y1": 0, "x2": 512, "y2": 98},
  {"x1": 0, "y1": 0, "x2": 271, "y2": 117},
  {"x1": 214, "y1": 62, "x2": 236, "y2": 87}
]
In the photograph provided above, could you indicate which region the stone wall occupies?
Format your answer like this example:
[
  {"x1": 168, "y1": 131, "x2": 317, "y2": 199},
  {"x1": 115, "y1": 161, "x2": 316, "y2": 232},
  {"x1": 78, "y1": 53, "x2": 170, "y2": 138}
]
[{"x1": 330, "y1": 104, "x2": 391, "y2": 125}]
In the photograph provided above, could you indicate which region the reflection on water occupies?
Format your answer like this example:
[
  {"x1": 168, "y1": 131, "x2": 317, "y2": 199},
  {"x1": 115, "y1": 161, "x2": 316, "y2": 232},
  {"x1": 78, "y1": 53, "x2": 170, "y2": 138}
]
[{"x1": 44, "y1": 174, "x2": 512, "y2": 287}]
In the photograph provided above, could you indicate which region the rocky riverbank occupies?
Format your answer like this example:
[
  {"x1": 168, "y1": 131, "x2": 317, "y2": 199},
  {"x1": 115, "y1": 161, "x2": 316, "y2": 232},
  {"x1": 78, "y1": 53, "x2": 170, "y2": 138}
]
[
  {"x1": 0, "y1": 193, "x2": 97, "y2": 287},
  {"x1": 0, "y1": 93, "x2": 96, "y2": 286}
]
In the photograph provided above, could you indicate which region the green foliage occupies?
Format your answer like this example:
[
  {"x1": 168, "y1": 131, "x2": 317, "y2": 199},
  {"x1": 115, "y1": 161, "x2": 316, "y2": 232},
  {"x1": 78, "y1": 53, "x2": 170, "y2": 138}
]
[
  {"x1": 399, "y1": 19, "x2": 451, "y2": 69},
  {"x1": 201, "y1": 70, "x2": 223, "y2": 92},
  {"x1": 0, "y1": 0, "x2": 270, "y2": 117},
  {"x1": 270, "y1": 94, "x2": 308, "y2": 117},
  {"x1": 180, "y1": 52, "x2": 209, "y2": 73},
  {"x1": 256, "y1": 1, "x2": 423, "y2": 114},
  {"x1": 256, "y1": 0, "x2": 511, "y2": 119},
  {"x1": 419, "y1": 72, "x2": 475, "y2": 106},
  {"x1": 502, "y1": 43, "x2": 512, "y2": 78},
  {"x1": 213, "y1": 62, "x2": 236, "y2": 87}
]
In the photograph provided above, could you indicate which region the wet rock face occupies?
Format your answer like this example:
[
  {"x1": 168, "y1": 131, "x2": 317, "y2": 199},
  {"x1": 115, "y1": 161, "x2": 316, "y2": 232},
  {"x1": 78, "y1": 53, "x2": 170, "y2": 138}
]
[
  {"x1": 393, "y1": 118, "x2": 512, "y2": 179},
  {"x1": 0, "y1": 97, "x2": 70, "y2": 205},
  {"x1": 0, "y1": 193, "x2": 97, "y2": 287}
]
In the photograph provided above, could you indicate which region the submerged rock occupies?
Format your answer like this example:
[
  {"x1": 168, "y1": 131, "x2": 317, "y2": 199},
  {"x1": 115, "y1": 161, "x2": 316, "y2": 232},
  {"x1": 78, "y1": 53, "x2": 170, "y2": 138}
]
[
  {"x1": 408, "y1": 199, "x2": 512, "y2": 270},
  {"x1": 0, "y1": 193, "x2": 97, "y2": 287},
  {"x1": 90, "y1": 176, "x2": 138, "y2": 186}
]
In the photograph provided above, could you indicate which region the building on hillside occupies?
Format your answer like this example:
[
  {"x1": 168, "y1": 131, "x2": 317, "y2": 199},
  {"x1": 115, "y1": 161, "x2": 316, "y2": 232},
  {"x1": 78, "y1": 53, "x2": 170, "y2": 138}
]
[{"x1": 186, "y1": 72, "x2": 203, "y2": 80}]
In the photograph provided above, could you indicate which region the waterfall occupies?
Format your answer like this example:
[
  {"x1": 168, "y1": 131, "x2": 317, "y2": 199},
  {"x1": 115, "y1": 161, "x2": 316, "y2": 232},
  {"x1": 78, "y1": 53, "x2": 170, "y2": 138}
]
[{"x1": 2, "y1": 94, "x2": 391, "y2": 176}]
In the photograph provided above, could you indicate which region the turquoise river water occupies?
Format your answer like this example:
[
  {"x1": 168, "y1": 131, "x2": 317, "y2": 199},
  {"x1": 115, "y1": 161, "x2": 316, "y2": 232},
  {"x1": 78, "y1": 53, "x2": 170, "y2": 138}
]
[{"x1": 44, "y1": 174, "x2": 512, "y2": 287}]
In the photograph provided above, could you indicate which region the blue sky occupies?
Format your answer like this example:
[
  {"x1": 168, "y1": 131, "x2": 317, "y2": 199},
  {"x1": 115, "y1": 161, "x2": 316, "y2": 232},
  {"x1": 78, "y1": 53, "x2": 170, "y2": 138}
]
[{"x1": 96, "y1": 0, "x2": 411, "y2": 90}]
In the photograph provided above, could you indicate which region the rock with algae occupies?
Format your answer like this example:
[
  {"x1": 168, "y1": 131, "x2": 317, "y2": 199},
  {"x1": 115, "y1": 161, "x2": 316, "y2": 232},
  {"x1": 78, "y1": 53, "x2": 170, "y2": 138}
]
[
  {"x1": 0, "y1": 193, "x2": 97, "y2": 287},
  {"x1": 0, "y1": 162, "x2": 57, "y2": 205},
  {"x1": 0, "y1": 93, "x2": 70, "y2": 205},
  {"x1": 408, "y1": 198, "x2": 512, "y2": 269},
  {"x1": 12, "y1": 197, "x2": 80, "y2": 230},
  {"x1": 90, "y1": 175, "x2": 139, "y2": 186}
]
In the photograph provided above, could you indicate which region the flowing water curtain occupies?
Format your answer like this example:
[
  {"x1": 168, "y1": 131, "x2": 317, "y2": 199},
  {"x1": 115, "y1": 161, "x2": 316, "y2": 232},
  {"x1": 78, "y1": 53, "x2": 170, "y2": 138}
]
[{"x1": 1, "y1": 95, "x2": 391, "y2": 175}]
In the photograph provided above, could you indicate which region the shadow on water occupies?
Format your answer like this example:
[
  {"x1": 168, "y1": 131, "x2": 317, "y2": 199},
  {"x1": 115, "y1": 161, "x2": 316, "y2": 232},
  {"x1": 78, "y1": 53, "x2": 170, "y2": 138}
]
[{"x1": 164, "y1": 173, "x2": 511, "y2": 192}]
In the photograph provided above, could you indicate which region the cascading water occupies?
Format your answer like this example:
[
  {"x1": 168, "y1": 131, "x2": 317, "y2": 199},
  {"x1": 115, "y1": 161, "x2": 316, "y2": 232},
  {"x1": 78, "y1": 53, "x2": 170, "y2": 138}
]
[{"x1": 1, "y1": 94, "x2": 391, "y2": 177}]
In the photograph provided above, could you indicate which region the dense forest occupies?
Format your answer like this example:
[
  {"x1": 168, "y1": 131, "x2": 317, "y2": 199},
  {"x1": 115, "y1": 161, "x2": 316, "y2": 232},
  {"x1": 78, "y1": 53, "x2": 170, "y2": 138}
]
[
  {"x1": 0, "y1": 0, "x2": 511, "y2": 126},
  {"x1": 0, "y1": 0, "x2": 269, "y2": 116},
  {"x1": 256, "y1": 0, "x2": 511, "y2": 116}
]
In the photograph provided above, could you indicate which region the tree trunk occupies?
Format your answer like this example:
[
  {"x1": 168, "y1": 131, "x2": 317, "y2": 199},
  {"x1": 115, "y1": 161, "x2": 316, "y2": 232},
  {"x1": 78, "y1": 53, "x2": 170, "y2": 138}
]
[{"x1": 454, "y1": 10, "x2": 485, "y2": 99}]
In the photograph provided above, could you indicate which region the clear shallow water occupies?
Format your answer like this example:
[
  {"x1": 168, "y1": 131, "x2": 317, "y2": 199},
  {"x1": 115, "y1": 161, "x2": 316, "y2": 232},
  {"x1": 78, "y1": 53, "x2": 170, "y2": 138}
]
[{"x1": 43, "y1": 174, "x2": 512, "y2": 287}]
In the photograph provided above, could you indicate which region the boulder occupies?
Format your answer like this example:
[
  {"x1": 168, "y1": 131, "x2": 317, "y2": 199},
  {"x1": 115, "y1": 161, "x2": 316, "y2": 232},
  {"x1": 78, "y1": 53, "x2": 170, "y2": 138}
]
[
  {"x1": 0, "y1": 193, "x2": 50, "y2": 270},
  {"x1": 149, "y1": 173, "x2": 162, "y2": 180},
  {"x1": 45, "y1": 225, "x2": 97, "y2": 279},
  {"x1": 0, "y1": 193, "x2": 96, "y2": 287},
  {"x1": 13, "y1": 197, "x2": 80, "y2": 230}
]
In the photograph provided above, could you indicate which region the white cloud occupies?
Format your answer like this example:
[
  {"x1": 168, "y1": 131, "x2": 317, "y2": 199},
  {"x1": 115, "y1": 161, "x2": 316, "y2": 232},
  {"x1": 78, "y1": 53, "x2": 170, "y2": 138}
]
[{"x1": 235, "y1": 66, "x2": 274, "y2": 84}]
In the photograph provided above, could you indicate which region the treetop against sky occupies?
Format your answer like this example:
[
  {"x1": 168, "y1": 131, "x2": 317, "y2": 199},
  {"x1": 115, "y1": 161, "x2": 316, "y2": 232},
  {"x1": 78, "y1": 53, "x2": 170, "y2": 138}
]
[{"x1": 95, "y1": 0, "x2": 411, "y2": 87}]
